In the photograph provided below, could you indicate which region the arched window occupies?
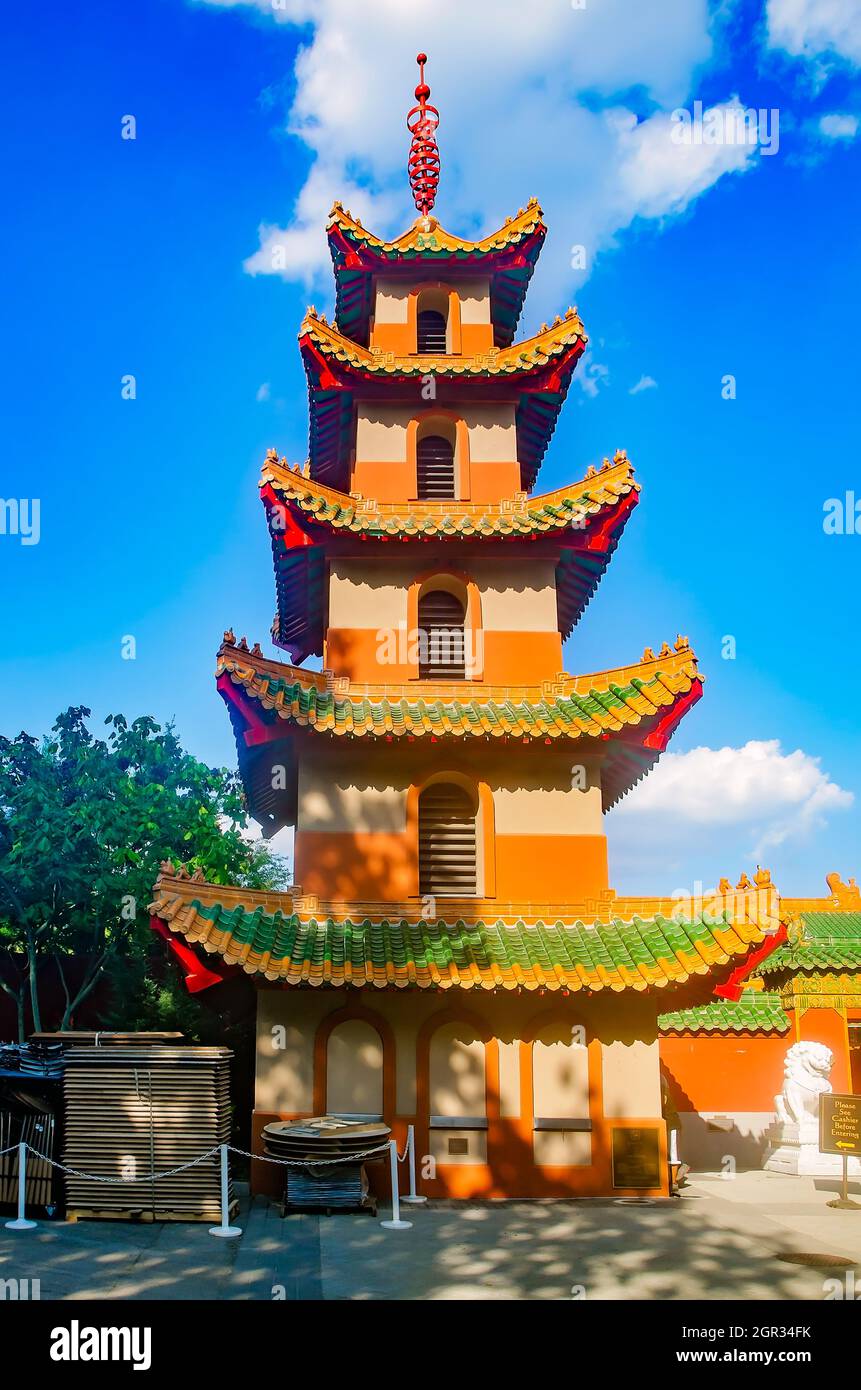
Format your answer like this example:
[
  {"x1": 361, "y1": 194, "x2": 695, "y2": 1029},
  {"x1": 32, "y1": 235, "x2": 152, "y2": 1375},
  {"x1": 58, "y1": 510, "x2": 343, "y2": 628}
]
[
  {"x1": 418, "y1": 781, "x2": 477, "y2": 897},
  {"x1": 530, "y1": 1021, "x2": 592, "y2": 1168},
  {"x1": 326, "y1": 1019, "x2": 384, "y2": 1120},
  {"x1": 416, "y1": 433, "x2": 455, "y2": 500},
  {"x1": 417, "y1": 307, "x2": 448, "y2": 353},
  {"x1": 429, "y1": 1023, "x2": 486, "y2": 1117},
  {"x1": 417, "y1": 588, "x2": 465, "y2": 678}
]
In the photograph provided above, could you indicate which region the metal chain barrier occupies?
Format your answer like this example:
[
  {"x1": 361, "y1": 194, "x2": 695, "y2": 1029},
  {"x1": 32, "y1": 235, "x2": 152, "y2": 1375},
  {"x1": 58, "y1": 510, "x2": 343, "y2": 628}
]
[
  {"x1": 9, "y1": 1139, "x2": 399, "y2": 1182},
  {"x1": 5, "y1": 1130, "x2": 423, "y2": 1237},
  {"x1": 21, "y1": 1144, "x2": 223, "y2": 1185},
  {"x1": 226, "y1": 1142, "x2": 394, "y2": 1169}
]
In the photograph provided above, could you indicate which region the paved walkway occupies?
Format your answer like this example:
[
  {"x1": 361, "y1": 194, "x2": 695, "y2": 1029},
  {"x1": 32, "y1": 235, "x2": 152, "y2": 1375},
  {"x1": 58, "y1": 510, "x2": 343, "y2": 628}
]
[{"x1": 2, "y1": 1171, "x2": 860, "y2": 1300}]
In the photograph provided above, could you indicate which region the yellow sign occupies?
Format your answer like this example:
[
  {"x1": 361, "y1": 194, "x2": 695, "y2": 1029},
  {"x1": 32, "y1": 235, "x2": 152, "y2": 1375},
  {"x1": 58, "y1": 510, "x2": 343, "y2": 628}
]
[{"x1": 819, "y1": 1093, "x2": 861, "y2": 1156}]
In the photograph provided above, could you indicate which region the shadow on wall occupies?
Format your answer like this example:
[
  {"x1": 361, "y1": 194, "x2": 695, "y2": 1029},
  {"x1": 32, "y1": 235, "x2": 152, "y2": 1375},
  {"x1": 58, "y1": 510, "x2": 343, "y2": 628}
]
[
  {"x1": 334, "y1": 557, "x2": 546, "y2": 600},
  {"x1": 677, "y1": 1112, "x2": 774, "y2": 1173},
  {"x1": 663, "y1": 1061, "x2": 774, "y2": 1172},
  {"x1": 296, "y1": 832, "x2": 414, "y2": 902},
  {"x1": 417, "y1": 1004, "x2": 664, "y2": 1200}
]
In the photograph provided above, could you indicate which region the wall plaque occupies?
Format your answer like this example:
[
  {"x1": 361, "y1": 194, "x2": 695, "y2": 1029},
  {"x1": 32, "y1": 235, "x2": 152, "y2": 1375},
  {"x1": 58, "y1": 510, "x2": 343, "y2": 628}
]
[{"x1": 611, "y1": 1126, "x2": 662, "y2": 1190}]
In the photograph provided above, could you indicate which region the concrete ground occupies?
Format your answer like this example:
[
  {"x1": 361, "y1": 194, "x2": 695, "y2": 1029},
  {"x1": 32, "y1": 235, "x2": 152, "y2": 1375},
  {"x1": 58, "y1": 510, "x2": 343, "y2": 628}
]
[{"x1": 2, "y1": 1170, "x2": 860, "y2": 1300}]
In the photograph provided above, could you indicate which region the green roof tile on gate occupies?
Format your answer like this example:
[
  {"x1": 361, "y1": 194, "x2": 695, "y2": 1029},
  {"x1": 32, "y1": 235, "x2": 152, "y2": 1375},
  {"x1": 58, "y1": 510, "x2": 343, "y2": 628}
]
[
  {"x1": 658, "y1": 990, "x2": 790, "y2": 1034},
  {"x1": 758, "y1": 911, "x2": 861, "y2": 973}
]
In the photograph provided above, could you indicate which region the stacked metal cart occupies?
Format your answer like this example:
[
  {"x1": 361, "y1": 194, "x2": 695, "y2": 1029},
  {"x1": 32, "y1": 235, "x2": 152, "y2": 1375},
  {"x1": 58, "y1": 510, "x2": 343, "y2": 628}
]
[
  {"x1": 0, "y1": 1041, "x2": 64, "y2": 1215},
  {"x1": 263, "y1": 1116, "x2": 390, "y2": 1215}
]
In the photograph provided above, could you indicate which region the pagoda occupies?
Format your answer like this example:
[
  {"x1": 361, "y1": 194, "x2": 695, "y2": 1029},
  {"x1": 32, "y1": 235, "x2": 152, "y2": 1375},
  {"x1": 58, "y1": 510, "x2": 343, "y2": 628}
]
[{"x1": 151, "y1": 57, "x2": 782, "y2": 1199}]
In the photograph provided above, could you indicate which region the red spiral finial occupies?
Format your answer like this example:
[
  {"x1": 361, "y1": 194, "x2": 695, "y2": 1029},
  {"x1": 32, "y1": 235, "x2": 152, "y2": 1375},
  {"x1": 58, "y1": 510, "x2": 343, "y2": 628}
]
[{"x1": 407, "y1": 52, "x2": 440, "y2": 216}]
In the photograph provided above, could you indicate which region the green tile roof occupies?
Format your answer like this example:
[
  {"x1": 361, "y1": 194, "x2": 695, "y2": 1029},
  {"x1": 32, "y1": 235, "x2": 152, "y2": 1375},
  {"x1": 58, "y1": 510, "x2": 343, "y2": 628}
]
[
  {"x1": 217, "y1": 650, "x2": 699, "y2": 742},
  {"x1": 217, "y1": 641, "x2": 703, "y2": 822},
  {"x1": 261, "y1": 454, "x2": 637, "y2": 541},
  {"x1": 759, "y1": 912, "x2": 861, "y2": 974},
  {"x1": 658, "y1": 990, "x2": 790, "y2": 1034},
  {"x1": 150, "y1": 875, "x2": 766, "y2": 992}
]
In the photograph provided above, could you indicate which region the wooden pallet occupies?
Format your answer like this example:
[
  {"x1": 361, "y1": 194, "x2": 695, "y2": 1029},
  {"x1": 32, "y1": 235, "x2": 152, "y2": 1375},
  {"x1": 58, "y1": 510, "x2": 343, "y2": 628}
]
[
  {"x1": 65, "y1": 1199, "x2": 239, "y2": 1225},
  {"x1": 62, "y1": 1045, "x2": 234, "y2": 1221}
]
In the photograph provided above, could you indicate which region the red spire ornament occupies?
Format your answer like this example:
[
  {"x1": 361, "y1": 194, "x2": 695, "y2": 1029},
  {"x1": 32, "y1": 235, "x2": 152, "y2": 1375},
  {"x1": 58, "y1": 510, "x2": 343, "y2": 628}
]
[{"x1": 407, "y1": 52, "x2": 440, "y2": 219}]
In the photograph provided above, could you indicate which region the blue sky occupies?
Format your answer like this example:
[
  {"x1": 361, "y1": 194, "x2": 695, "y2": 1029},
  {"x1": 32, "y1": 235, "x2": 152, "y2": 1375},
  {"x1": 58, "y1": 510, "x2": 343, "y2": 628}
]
[{"x1": 2, "y1": 0, "x2": 860, "y2": 895}]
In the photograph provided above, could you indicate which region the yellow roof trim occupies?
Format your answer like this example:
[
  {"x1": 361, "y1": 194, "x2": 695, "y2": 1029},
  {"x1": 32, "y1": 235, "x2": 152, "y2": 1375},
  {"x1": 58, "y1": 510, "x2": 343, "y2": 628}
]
[
  {"x1": 327, "y1": 198, "x2": 545, "y2": 256},
  {"x1": 300, "y1": 306, "x2": 587, "y2": 376},
  {"x1": 152, "y1": 870, "x2": 784, "y2": 936},
  {"x1": 150, "y1": 870, "x2": 767, "y2": 993},
  {"x1": 259, "y1": 450, "x2": 639, "y2": 535},
  {"x1": 216, "y1": 635, "x2": 701, "y2": 709}
]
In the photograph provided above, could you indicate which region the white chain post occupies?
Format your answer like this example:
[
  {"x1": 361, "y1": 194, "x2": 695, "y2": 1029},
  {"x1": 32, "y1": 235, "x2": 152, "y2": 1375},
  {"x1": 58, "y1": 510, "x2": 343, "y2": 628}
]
[
  {"x1": 401, "y1": 1125, "x2": 427, "y2": 1205},
  {"x1": 380, "y1": 1139, "x2": 412, "y2": 1230},
  {"x1": 5, "y1": 1143, "x2": 37, "y2": 1231},
  {"x1": 208, "y1": 1143, "x2": 242, "y2": 1238}
]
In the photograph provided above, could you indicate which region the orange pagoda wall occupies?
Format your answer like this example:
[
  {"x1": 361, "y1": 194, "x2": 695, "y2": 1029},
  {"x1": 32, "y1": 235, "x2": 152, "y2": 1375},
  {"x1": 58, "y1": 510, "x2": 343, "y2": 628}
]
[{"x1": 292, "y1": 743, "x2": 609, "y2": 904}]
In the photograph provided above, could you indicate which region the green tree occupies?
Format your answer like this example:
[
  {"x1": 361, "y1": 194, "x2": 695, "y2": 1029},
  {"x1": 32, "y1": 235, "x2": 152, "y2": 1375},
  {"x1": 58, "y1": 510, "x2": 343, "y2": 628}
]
[{"x1": 0, "y1": 706, "x2": 287, "y2": 1039}]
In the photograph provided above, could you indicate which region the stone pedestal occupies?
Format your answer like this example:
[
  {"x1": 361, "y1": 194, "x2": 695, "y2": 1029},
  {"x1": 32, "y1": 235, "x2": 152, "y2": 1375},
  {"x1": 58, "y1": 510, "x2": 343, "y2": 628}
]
[{"x1": 764, "y1": 1121, "x2": 861, "y2": 1177}]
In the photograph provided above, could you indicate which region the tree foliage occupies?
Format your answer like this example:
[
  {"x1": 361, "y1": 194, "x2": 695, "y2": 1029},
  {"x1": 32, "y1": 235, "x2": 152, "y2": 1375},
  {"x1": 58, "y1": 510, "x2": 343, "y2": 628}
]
[{"x1": 0, "y1": 706, "x2": 287, "y2": 1038}]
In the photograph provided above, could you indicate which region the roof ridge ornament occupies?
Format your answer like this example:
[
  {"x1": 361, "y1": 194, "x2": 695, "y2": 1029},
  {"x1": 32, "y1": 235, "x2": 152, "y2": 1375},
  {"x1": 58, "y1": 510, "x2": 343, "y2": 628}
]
[
  {"x1": 825, "y1": 871, "x2": 861, "y2": 908},
  {"x1": 407, "y1": 52, "x2": 440, "y2": 219}
]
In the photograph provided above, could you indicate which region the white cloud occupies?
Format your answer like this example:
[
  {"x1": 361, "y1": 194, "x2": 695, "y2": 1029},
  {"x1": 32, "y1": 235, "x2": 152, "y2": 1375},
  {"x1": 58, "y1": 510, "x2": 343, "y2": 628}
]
[
  {"x1": 613, "y1": 739, "x2": 853, "y2": 856},
  {"x1": 574, "y1": 353, "x2": 609, "y2": 399},
  {"x1": 192, "y1": 1, "x2": 766, "y2": 308},
  {"x1": 243, "y1": 161, "x2": 403, "y2": 287},
  {"x1": 629, "y1": 374, "x2": 658, "y2": 394},
  {"x1": 610, "y1": 101, "x2": 758, "y2": 220},
  {"x1": 817, "y1": 111, "x2": 860, "y2": 138},
  {"x1": 766, "y1": 0, "x2": 861, "y2": 69},
  {"x1": 255, "y1": 381, "x2": 271, "y2": 401}
]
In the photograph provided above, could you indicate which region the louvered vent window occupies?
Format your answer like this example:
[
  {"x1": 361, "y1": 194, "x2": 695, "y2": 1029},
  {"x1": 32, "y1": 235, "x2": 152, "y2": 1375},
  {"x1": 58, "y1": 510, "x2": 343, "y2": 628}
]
[
  {"x1": 417, "y1": 433, "x2": 459, "y2": 505},
  {"x1": 416, "y1": 434, "x2": 455, "y2": 500},
  {"x1": 418, "y1": 783, "x2": 477, "y2": 897},
  {"x1": 417, "y1": 308, "x2": 447, "y2": 354},
  {"x1": 418, "y1": 589, "x2": 465, "y2": 678}
]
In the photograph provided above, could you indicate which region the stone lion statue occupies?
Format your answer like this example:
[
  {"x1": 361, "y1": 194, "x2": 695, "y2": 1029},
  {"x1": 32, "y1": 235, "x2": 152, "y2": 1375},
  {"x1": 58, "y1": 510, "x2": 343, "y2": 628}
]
[{"x1": 774, "y1": 1041, "x2": 833, "y2": 1129}]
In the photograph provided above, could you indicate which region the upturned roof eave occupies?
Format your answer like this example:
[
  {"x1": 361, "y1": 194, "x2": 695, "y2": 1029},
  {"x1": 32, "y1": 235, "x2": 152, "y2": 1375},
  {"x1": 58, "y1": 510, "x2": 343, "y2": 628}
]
[
  {"x1": 215, "y1": 636, "x2": 703, "y2": 825},
  {"x1": 149, "y1": 865, "x2": 768, "y2": 995}
]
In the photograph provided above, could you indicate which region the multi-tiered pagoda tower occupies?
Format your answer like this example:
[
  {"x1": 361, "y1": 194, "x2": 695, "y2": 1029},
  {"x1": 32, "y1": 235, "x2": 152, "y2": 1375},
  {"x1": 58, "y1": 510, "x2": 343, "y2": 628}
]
[{"x1": 151, "y1": 59, "x2": 775, "y2": 1199}]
